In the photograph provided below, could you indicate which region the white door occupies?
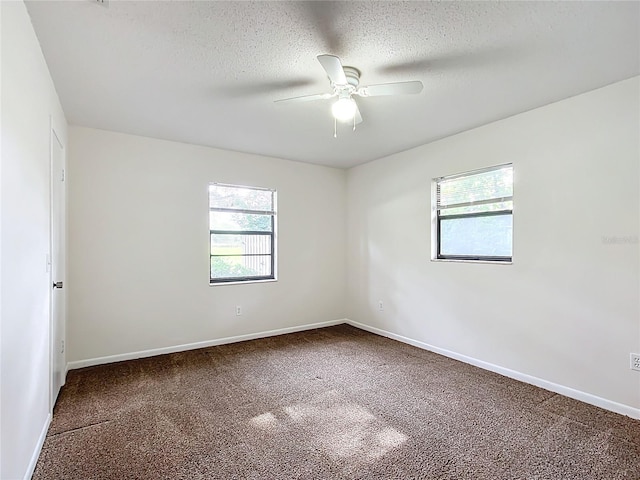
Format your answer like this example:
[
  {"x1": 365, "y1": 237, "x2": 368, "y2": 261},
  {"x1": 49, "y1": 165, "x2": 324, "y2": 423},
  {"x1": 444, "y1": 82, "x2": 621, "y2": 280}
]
[{"x1": 51, "y1": 128, "x2": 66, "y2": 407}]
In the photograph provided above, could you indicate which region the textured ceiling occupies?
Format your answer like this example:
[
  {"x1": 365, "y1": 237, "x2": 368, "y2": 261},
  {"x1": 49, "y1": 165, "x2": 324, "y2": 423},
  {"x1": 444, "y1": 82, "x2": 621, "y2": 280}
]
[{"x1": 25, "y1": 1, "x2": 640, "y2": 168}]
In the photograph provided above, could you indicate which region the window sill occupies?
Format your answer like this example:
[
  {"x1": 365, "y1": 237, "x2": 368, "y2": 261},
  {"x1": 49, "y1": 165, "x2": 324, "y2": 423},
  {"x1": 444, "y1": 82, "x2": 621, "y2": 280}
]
[
  {"x1": 209, "y1": 278, "x2": 278, "y2": 287},
  {"x1": 431, "y1": 258, "x2": 512, "y2": 265}
]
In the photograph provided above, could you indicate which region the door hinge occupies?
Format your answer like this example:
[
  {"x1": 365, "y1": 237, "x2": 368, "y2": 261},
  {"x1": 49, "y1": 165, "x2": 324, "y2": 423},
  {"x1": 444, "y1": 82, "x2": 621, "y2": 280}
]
[
  {"x1": 61, "y1": 169, "x2": 65, "y2": 182},
  {"x1": 61, "y1": 340, "x2": 65, "y2": 354}
]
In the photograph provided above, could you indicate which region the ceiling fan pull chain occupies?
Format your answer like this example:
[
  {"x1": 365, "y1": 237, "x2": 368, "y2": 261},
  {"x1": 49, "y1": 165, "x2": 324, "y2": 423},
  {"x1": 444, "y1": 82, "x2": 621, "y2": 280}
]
[{"x1": 334, "y1": 117, "x2": 337, "y2": 138}]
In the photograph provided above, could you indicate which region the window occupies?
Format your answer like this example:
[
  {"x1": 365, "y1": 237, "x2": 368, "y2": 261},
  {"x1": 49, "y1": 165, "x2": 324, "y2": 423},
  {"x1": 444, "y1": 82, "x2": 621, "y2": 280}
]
[
  {"x1": 434, "y1": 164, "x2": 513, "y2": 262},
  {"x1": 209, "y1": 183, "x2": 276, "y2": 283}
]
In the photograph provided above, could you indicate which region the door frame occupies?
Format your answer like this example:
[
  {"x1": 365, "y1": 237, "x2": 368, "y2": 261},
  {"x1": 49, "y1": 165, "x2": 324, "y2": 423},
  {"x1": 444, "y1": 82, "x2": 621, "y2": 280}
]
[{"x1": 49, "y1": 122, "x2": 66, "y2": 412}]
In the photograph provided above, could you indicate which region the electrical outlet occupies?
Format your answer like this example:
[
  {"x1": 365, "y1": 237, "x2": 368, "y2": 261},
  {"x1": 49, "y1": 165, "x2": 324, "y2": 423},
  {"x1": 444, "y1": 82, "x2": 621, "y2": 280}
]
[
  {"x1": 236, "y1": 306, "x2": 242, "y2": 316},
  {"x1": 631, "y1": 353, "x2": 640, "y2": 371},
  {"x1": 378, "y1": 301, "x2": 384, "y2": 311}
]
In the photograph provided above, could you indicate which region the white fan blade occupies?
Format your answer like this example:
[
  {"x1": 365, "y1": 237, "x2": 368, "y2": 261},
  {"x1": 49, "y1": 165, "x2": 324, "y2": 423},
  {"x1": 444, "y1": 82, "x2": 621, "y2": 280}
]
[
  {"x1": 357, "y1": 81, "x2": 423, "y2": 97},
  {"x1": 274, "y1": 92, "x2": 333, "y2": 104},
  {"x1": 354, "y1": 101, "x2": 363, "y2": 125},
  {"x1": 317, "y1": 54, "x2": 347, "y2": 85}
]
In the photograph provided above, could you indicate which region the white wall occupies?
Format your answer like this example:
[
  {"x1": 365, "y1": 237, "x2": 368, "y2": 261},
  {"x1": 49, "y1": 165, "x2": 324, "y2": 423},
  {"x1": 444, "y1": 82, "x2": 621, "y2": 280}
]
[
  {"x1": 347, "y1": 77, "x2": 640, "y2": 414},
  {"x1": 1, "y1": 1, "x2": 68, "y2": 478},
  {"x1": 67, "y1": 127, "x2": 346, "y2": 363}
]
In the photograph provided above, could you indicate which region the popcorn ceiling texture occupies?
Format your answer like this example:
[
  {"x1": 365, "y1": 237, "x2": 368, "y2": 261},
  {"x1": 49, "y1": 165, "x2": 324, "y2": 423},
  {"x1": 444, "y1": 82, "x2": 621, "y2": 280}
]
[
  {"x1": 34, "y1": 325, "x2": 640, "y2": 479},
  {"x1": 24, "y1": 1, "x2": 639, "y2": 167}
]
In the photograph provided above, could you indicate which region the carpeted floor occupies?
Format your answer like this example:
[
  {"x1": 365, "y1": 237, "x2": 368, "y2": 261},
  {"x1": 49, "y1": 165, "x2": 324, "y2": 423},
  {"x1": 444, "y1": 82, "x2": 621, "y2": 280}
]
[{"x1": 33, "y1": 324, "x2": 640, "y2": 479}]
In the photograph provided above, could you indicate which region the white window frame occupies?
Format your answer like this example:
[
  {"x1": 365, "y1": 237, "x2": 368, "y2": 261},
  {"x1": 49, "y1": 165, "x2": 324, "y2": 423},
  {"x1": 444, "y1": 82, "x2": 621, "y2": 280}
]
[
  {"x1": 209, "y1": 183, "x2": 277, "y2": 285},
  {"x1": 432, "y1": 164, "x2": 513, "y2": 263}
]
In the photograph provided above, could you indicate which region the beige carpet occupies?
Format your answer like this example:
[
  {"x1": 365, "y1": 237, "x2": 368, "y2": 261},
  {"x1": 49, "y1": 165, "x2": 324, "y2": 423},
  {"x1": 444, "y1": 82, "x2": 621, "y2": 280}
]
[{"x1": 33, "y1": 324, "x2": 640, "y2": 479}]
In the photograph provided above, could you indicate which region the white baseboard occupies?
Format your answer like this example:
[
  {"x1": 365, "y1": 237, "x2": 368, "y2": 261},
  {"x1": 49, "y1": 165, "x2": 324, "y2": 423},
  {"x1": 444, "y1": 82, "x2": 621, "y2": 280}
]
[
  {"x1": 64, "y1": 317, "x2": 639, "y2": 419},
  {"x1": 346, "y1": 319, "x2": 640, "y2": 420},
  {"x1": 67, "y1": 319, "x2": 347, "y2": 370},
  {"x1": 24, "y1": 413, "x2": 51, "y2": 480}
]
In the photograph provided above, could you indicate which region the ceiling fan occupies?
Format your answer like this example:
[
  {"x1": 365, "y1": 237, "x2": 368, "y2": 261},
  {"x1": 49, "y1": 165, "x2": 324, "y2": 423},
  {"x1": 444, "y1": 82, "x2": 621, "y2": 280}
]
[{"x1": 275, "y1": 54, "x2": 423, "y2": 135}]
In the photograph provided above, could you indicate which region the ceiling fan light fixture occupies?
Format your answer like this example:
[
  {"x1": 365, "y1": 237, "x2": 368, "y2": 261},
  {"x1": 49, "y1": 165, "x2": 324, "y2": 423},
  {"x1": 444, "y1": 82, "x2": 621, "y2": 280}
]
[
  {"x1": 332, "y1": 96, "x2": 357, "y2": 122},
  {"x1": 275, "y1": 54, "x2": 423, "y2": 132}
]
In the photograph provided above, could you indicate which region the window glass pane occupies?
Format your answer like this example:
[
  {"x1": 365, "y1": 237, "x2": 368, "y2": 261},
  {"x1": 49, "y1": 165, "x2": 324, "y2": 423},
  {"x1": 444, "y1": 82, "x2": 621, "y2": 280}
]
[
  {"x1": 209, "y1": 211, "x2": 272, "y2": 232},
  {"x1": 440, "y1": 200, "x2": 512, "y2": 216},
  {"x1": 438, "y1": 166, "x2": 512, "y2": 208},
  {"x1": 211, "y1": 234, "x2": 272, "y2": 256},
  {"x1": 209, "y1": 185, "x2": 273, "y2": 212},
  {"x1": 211, "y1": 255, "x2": 272, "y2": 279},
  {"x1": 208, "y1": 182, "x2": 277, "y2": 283},
  {"x1": 440, "y1": 214, "x2": 512, "y2": 257}
]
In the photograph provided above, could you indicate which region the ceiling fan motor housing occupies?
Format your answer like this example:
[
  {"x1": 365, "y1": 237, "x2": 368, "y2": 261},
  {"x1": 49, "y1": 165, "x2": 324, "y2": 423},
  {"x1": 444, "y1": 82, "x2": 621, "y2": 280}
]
[
  {"x1": 333, "y1": 67, "x2": 360, "y2": 102},
  {"x1": 342, "y1": 66, "x2": 361, "y2": 87}
]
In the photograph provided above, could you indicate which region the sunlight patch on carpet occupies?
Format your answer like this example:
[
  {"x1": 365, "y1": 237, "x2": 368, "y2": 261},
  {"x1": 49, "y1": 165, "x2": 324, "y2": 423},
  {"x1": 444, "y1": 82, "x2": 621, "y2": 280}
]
[
  {"x1": 249, "y1": 412, "x2": 279, "y2": 431},
  {"x1": 250, "y1": 391, "x2": 408, "y2": 461}
]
